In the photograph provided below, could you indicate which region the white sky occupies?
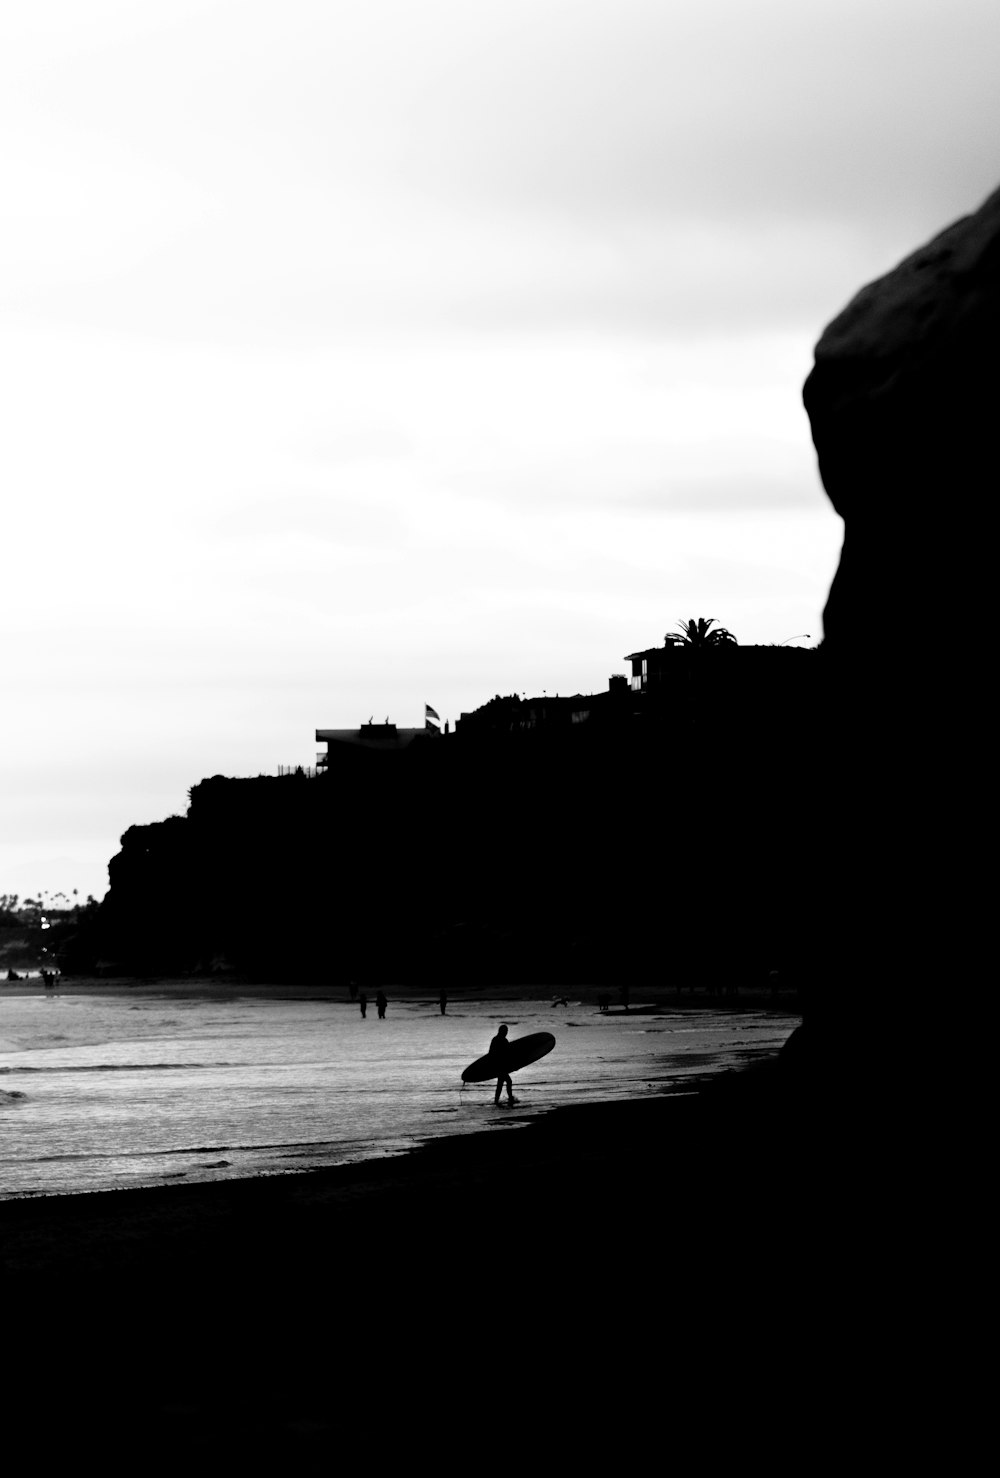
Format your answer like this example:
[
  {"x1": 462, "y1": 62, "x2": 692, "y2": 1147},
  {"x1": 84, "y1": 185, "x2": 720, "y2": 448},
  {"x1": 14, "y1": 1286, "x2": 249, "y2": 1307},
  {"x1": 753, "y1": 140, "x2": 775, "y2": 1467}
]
[{"x1": 4, "y1": 0, "x2": 999, "y2": 900}]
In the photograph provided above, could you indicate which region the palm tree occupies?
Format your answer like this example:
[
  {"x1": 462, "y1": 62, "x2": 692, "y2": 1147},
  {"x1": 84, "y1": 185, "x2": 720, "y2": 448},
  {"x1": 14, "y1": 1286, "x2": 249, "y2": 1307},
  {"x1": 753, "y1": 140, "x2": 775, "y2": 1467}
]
[{"x1": 667, "y1": 617, "x2": 738, "y2": 647}]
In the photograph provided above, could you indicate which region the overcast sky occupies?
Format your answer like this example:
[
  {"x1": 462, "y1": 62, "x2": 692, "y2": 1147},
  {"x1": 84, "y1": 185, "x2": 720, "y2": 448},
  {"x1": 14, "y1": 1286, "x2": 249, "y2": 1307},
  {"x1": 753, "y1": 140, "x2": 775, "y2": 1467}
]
[{"x1": 4, "y1": 0, "x2": 999, "y2": 902}]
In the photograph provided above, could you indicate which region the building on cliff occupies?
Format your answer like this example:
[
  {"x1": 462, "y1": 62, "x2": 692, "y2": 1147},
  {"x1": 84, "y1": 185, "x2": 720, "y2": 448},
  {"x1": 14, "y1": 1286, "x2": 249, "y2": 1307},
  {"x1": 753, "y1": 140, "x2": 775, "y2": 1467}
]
[
  {"x1": 315, "y1": 718, "x2": 441, "y2": 768},
  {"x1": 624, "y1": 635, "x2": 817, "y2": 694},
  {"x1": 454, "y1": 640, "x2": 815, "y2": 737}
]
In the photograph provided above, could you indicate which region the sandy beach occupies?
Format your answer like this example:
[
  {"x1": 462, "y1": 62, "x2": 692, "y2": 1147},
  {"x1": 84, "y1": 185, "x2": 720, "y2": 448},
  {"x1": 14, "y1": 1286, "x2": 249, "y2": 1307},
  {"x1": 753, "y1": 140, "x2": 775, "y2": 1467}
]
[
  {"x1": 1, "y1": 1039, "x2": 901, "y2": 1466},
  {"x1": 3, "y1": 977, "x2": 938, "y2": 1467}
]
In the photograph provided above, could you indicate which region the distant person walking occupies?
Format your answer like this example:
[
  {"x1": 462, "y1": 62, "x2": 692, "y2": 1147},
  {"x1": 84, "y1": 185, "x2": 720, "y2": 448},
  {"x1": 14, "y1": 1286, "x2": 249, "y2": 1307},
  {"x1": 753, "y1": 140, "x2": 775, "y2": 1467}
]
[
  {"x1": 376, "y1": 990, "x2": 387, "y2": 1020},
  {"x1": 489, "y1": 1024, "x2": 515, "y2": 1106},
  {"x1": 359, "y1": 990, "x2": 368, "y2": 1018},
  {"x1": 439, "y1": 990, "x2": 447, "y2": 1015}
]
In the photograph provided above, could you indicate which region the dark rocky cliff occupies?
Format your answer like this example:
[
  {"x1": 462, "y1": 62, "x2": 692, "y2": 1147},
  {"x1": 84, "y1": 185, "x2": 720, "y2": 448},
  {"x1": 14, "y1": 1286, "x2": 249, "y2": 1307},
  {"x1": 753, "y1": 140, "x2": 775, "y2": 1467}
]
[
  {"x1": 801, "y1": 184, "x2": 997, "y2": 1089},
  {"x1": 95, "y1": 660, "x2": 822, "y2": 989}
]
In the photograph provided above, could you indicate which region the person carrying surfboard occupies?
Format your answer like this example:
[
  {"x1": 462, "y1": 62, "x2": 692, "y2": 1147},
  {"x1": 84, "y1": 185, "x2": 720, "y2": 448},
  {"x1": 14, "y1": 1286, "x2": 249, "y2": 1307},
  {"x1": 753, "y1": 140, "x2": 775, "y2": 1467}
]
[{"x1": 489, "y1": 1024, "x2": 515, "y2": 1106}]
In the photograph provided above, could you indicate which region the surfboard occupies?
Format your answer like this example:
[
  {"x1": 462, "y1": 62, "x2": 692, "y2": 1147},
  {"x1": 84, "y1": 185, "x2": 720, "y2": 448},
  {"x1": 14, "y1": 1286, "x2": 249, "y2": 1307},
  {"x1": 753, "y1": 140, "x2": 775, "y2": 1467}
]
[{"x1": 461, "y1": 1031, "x2": 555, "y2": 1083}]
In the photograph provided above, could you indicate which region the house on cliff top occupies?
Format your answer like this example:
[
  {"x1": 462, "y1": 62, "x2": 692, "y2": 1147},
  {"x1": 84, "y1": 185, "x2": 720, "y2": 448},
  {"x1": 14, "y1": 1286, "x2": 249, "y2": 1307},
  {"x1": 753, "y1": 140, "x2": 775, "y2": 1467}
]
[
  {"x1": 315, "y1": 717, "x2": 441, "y2": 769},
  {"x1": 316, "y1": 639, "x2": 815, "y2": 753}
]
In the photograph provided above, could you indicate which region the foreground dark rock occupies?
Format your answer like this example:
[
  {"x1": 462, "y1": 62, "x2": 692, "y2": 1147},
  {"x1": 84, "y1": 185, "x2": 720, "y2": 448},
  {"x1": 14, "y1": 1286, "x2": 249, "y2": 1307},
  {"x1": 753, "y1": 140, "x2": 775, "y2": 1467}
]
[
  {"x1": 800, "y1": 186, "x2": 996, "y2": 1080},
  {"x1": 805, "y1": 183, "x2": 1000, "y2": 657}
]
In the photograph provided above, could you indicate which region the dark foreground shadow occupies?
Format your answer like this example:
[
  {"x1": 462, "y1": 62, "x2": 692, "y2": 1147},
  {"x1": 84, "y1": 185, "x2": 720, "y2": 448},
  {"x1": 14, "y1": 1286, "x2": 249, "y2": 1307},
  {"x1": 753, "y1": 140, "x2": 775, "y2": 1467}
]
[{"x1": 3, "y1": 1061, "x2": 962, "y2": 1470}]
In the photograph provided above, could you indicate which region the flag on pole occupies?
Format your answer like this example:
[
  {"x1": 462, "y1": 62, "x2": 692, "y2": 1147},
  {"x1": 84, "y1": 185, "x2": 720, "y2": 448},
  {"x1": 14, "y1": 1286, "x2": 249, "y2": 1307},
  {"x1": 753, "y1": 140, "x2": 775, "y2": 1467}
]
[{"x1": 425, "y1": 703, "x2": 440, "y2": 730}]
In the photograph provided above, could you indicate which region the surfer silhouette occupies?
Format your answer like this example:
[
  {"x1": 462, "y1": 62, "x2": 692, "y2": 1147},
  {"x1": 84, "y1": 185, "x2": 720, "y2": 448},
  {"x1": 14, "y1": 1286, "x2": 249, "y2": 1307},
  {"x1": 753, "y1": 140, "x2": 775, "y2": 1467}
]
[
  {"x1": 489, "y1": 1024, "x2": 515, "y2": 1106},
  {"x1": 376, "y1": 990, "x2": 387, "y2": 1019},
  {"x1": 359, "y1": 990, "x2": 368, "y2": 1018}
]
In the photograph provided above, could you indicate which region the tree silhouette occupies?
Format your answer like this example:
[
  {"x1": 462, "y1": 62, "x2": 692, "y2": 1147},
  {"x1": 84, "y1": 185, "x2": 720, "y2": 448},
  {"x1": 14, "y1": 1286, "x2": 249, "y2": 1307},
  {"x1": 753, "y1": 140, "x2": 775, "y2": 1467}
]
[{"x1": 667, "y1": 617, "x2": 738, "y2": 647}]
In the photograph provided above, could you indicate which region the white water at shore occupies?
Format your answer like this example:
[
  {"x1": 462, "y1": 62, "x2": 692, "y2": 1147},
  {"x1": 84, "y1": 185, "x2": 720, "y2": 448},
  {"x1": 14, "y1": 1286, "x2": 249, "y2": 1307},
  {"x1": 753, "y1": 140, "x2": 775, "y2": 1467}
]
[{"x1": 0, "y1": 990, "x2": 798, "y2": 1199}]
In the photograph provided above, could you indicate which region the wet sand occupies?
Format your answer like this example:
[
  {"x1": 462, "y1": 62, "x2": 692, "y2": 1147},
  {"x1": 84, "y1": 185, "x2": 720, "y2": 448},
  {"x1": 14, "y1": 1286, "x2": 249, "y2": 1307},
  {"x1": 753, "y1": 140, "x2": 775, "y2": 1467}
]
[
  {"x1": 1, "y1": 1050, "x2": 921, "y2": 1465},
  {"x1": 4, "y1": 981, "x2": 953, "y2": 1465},
  {"x1": 2, "y1": 973, "x2": 799, "y2": 1009}
]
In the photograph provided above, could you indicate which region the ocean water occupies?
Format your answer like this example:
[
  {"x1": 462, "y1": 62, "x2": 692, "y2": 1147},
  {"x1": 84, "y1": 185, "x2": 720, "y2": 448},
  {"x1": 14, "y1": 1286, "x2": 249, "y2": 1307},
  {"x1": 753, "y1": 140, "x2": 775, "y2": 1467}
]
[{"x1": 0, "y1": 990, "x2": 799, "y2": 1199}]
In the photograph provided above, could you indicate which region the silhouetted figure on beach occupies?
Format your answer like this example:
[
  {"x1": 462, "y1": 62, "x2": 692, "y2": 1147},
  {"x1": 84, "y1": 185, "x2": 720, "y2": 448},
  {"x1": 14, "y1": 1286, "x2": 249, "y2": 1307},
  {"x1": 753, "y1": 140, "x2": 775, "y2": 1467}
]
[
  {"x1": 490, "y1": 1024, "x2": 515, "y2": 1106},
  {"x1": 359, "y1": 990, "x2": 368, "y2": 1018},
  {"x1": 376, "y1": 990, "x2": 387, "y2": 1019},
  {"x1": 439, "y1": 990, "x2": 447, "y2": 1015}
]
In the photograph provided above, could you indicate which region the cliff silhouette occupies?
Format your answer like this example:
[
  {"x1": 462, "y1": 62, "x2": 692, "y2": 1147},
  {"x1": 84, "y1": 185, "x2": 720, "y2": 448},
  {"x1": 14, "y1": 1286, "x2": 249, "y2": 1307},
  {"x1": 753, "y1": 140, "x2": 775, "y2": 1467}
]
[{"x1": 90, "y1": 646, "x2": 823, "y2": 990}]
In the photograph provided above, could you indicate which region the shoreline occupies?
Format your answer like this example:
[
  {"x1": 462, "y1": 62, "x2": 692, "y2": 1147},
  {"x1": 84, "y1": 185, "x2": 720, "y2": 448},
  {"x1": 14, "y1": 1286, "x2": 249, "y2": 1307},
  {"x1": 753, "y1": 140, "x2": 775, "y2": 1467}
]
[
  {"x1": 0, "y1": 1066, "x2": 747, "y2": 1230},
  {"x1": 1, "y1": 1073, "x2": 801, "y2": 1295},
  {"x1": 1, "y1": 1061, "x2": 922, "y2": 1460},
  {"x1": 0, "y1": 973, "x2": 801, "y2": 1010},
  {"x1": 2, "y1": 984, "x2": 801, "y2": 1207},
  {"x1": 1, "y1": 1053, "x2": 825, "y2": 1288},
  {"x1": 0, "y1": 1087, "x2": 705, "y2": 1257}
]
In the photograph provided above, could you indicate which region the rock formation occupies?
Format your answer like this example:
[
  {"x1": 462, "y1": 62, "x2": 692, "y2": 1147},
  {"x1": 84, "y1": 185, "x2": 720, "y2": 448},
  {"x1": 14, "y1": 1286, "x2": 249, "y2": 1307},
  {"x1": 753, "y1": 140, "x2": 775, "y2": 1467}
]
[
  {"x1": 801, "y1": 185, "x2": 997, "y2": 1088},
  {"x1": 805, "y1": 183, "x2": 1000, "y2": 654}
]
